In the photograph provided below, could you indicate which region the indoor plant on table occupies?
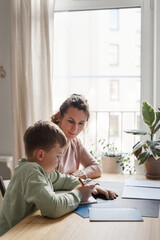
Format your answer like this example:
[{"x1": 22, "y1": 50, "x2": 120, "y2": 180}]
[
  {"x1": 101, "y1": 142, "x2": 122, "y2": 173},
  {"x1": 124, "y1": 101, "x2": 160, "y2": 179},
  {"x1": 90, "y1": 140, "x2": 134, "y2": 174}
]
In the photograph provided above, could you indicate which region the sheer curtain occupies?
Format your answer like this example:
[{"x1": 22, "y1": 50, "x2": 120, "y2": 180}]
[{"x1": 11, "y1": 0, "x2": 54, "y2": 166}]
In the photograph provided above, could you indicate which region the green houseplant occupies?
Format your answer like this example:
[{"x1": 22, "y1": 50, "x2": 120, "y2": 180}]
[
  {"x1": 124, "y1": 101, "x2": 160, "y2": 179},
  {"x1": 90, "y1": 140, "x2": 134, "y2": 174},
  {"x1": 101, "y1": 142, "x2": 122, "y2": 174}
]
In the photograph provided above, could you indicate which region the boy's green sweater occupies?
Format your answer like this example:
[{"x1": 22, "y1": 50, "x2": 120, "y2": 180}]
[{"x1": 0, "y1": 158, "x2": 87, "y2": 236}]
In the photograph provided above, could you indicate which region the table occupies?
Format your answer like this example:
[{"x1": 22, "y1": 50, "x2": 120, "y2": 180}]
[{"x1": 1, "y1": 173, "x2": 160, "y2": 240}]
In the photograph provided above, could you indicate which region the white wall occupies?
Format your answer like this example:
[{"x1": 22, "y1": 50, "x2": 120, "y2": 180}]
[{"x1": 0, "y1": 0, "x2": 12, "y2": 155}]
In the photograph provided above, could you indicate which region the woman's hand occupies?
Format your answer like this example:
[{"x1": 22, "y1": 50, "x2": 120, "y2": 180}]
[
  {"x1": 72, "y1": 170, "x2": 87, "y2": 179},
  {"x1": 92, "y1": 185, "x2": 118, "y2": 200}
]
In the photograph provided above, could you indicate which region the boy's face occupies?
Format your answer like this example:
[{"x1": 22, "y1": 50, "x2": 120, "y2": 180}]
[{"x1": 42, "y1": 143, "x2": 63, "y2": 173}]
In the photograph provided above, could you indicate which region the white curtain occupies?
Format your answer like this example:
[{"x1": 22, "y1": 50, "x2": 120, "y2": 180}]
[{"x1": 11, "y1": 0, "x2": 54, "y2": 167}]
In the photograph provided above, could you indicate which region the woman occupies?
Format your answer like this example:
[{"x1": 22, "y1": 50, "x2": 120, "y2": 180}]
[{"x1": 51, "y1": 94, "x2": 102, "y2": 179}]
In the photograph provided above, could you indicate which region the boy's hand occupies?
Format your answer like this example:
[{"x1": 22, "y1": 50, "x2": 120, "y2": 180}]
[
  {"x1": 92, "y1": 185, "x2": 118, "y2": 200},
  {"x1": 75, "y1": 184, "x2": 95, "y2": 202}
]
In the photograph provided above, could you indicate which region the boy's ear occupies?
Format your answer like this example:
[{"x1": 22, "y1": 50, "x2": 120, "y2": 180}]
[{"x1": 37, "y1": 149, "x2": 44, "y2": 161}]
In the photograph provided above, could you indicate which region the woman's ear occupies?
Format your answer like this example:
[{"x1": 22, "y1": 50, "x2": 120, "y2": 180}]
[
  {"x1": 57, "y1": 111, "x2": 62, "y2": 122},
  {"x1": 37, "y1": 149, "x2": 44, "y2": 161}
]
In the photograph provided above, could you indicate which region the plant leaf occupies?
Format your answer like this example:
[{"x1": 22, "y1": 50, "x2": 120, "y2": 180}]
[
  {"x1": 138, "y1": 151, "x2": 150, "y2": 165},
  {"x1": 152, "y1": 112, "x2": 160, "y2": 134},
  {"x1": 132, "y1": 140, "x2": 146, "y2": 153},
  {"x1": 146, "y1": 140, "x2": 160, "y2": 159},
  {"x1": 142, "y1": 101, "x2": 156, "y2": 127},
  {"x1": 124, "y1": 129, "x2": 147, "y2": 135}
]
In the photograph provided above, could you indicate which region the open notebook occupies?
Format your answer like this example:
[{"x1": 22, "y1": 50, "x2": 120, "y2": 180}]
[
  {"x1": 89, "y1": 207, "x2": 143, "y2": 222},
  {"x1": 55, "y1": 191, "x2": 97, "y2": 205}
]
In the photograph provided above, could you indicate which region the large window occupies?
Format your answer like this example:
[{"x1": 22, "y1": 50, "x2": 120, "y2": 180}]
[{"x1": 53, "y1": 0, "x2": 153, "y2": 152}]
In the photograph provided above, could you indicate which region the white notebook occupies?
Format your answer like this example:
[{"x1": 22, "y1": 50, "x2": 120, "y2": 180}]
[
  {"x1": 122, "y1": 186, "x2": 160, "y2": 200},
  {"x1": 89, "y1": 207, "x2": 143, "y2": 222},
  {"x1": 125, "y1": 180, "x2": 160, "y2": 188}
]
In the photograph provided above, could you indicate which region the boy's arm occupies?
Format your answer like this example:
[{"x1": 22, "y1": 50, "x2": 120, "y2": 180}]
[
  {"x1": 50, "y1": 170, "x2": 92, "y2": 191},
  {"x1": 23, "y1": 171, "x2": 83, "y2": 219}
]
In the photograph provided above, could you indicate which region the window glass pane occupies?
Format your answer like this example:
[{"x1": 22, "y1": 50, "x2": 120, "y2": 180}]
[
  {"x1": 110, "y1": 115, "x2": 119, "y2": 137},
  {"x1": 110, "y1": 80, "x2": 119, "y2": 101},
  {"x1": 109, "y1": 9, "x2": 119, "y2": 30},
  {"x1": 53, "y1": 8, "x2": 141, "y2": 152},
  {"x1": 108, "y1": 44, "x2": 119, "y2": 66},
  {"x1": 136, "y1": 9, "x2": 141, "y2": 32}
]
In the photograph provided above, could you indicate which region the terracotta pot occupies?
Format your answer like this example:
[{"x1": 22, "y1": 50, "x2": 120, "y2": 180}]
[
  {"x1": 101, "y1": 156, "x2": 122, "y2": 173},
  {"x1": 145, "y1": 156, "x2": 160, "y2": 179}
]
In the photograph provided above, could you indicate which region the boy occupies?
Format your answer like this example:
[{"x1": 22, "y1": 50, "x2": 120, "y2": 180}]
[{"x1": 0, "y1": 121, "x2": 117, "y2": 236}]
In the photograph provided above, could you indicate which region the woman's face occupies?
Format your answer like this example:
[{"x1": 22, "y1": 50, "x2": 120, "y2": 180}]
[{"x1": 58, "y1": 107, "x2": 88, "y2": 140}]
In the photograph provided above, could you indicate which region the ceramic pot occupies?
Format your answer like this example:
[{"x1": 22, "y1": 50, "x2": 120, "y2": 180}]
[
  {"x1": 145, "y1": 156, "x2": 160, "y2": 179},
  {"x1": 101, "y1": 156, "x2": 122, "y2": 173}
]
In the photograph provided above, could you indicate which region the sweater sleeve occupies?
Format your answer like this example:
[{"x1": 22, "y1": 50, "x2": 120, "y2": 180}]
[
  {"x1": 23, "y1": 171, "x2": 82, "y2": 219},
  {"x1": 49, "y1": 170, "x2": 92, "y2": 190},
  {"x1": 78, "y1": 139, "x2": 102, "y2": 179}
]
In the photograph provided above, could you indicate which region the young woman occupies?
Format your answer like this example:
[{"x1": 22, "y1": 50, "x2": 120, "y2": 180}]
[{"x1": 51, "y1": 94, "x2": 102, "y2": 179}]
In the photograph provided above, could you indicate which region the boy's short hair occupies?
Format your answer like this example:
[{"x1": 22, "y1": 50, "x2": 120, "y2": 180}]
[{"x1": 23, "y1": 121, "x2": 67, "y2": 157}]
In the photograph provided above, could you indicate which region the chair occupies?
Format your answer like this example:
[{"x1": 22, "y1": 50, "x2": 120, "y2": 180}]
[
  {"x1": 0, "y1": 176, "x2": 6, "y2": 197},
  {"x1": 0, "y1": 162, "x2": 12, "y2": 180}
]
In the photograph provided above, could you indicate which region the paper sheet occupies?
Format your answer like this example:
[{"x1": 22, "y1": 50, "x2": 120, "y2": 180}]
[
  {"x1": 122, "y1": 185, "x2": 160, "y2": 200},
  {"x1": 125, "y1": 180, "x2": 160, "y2": 188}
]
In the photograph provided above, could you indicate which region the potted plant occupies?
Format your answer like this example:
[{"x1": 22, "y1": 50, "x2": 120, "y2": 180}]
[
  {"x1": 90, "y1": 140, "x2": 134, "y2": 174},
  {"x1": 124, "y1": 101, "x2": 160, "y2": 179},
  {"x1": 101, "y1": 142, "x2": 122, "y2": 173}
]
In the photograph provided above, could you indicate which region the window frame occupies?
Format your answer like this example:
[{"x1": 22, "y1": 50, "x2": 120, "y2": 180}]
[{"x1": 55, "y1": 0, "x2": 144, "y2": 12}]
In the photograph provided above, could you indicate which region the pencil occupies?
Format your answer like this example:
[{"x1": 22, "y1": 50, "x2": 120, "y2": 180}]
[{"x1": 78, "y1": 177, "x2": 85, "y2": 186}]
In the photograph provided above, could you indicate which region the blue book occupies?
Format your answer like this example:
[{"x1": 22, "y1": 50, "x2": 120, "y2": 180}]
[
  {"x1": 89, "y1": 207, "x2": 143, "y2": 222},
  {"x1": 74, "y1": 204, "x2": 93, "y2": 218},
  {"x1": 74, "y1": 202, "x2": 119, "y2": 218}
]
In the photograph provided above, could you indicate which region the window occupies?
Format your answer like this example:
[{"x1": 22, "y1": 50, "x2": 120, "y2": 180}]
[{"x1": 53, "y1": 0, "x2": 153, "y2": 152}]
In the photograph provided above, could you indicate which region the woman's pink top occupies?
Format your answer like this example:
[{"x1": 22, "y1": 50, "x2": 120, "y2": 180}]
[{"x1": 57, "y1": 138, "x2": 102, "y2": 179}]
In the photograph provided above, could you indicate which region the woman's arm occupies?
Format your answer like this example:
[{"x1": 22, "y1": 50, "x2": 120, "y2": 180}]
[{"x1": 72, "y1": 139, "x2": 102, "y2": 179}]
